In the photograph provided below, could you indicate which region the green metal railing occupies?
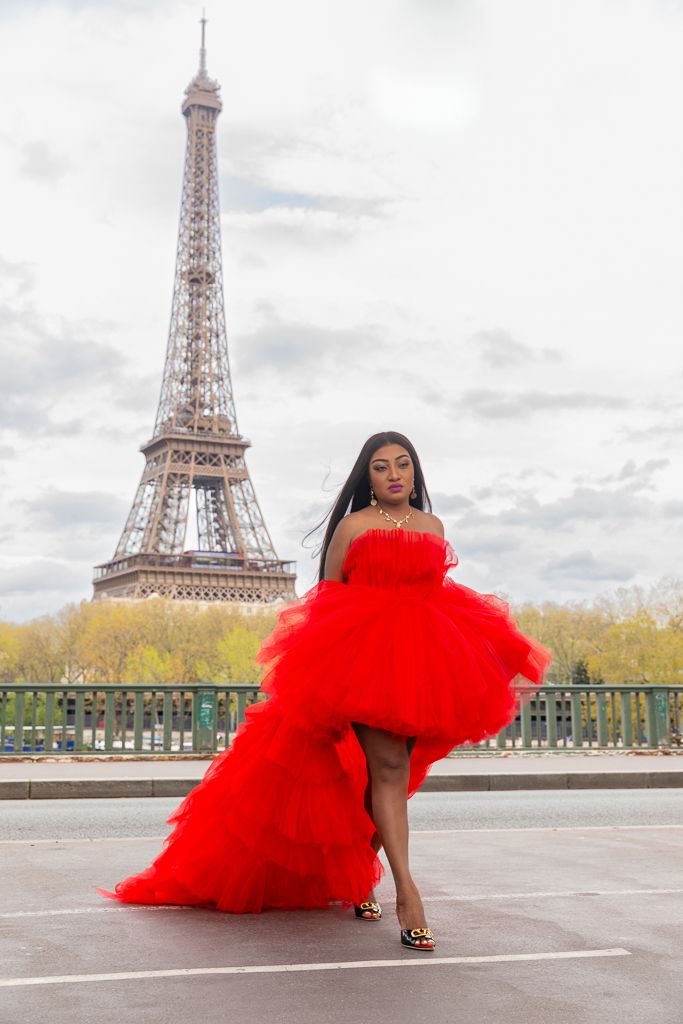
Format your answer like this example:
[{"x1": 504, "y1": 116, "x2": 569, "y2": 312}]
[
  {"x1": 1, "y1": 683, "x2": 683, "y2": 757},
  {"x1": 0, "y1": 684, "x2": 263, "y2": 756},
  {"x1": 462, "y1": 685, "x2": 683, "y2": 754}
]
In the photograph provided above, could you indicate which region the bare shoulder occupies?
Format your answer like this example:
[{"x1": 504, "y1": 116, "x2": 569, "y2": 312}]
[
  {"x1": 417, "y1": 511, "x2": 445, "y2": 538},
  {"x1": 330, "y1": 513, "x2": 358, "y2": 544},
  {"x1": 327, "y1": 511, "x2": 366, "y2": 555},
  {"x1": 333, "y1": 508, "x2": 377, "y2": 543}
]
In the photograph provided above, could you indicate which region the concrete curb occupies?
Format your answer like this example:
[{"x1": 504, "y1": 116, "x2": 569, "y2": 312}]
[
  {"x1": 1, "y1": 772, "x2": 683, "y2": 799},
  {"x1": 420, "y1": 771, "x2": 683, "y2": 792},
  {"x1": 0, "y1": 778, "x2": 200, "y2": 800},
  {"x1": 0, "y1": 781, "x2": 30, "y2": 799}
]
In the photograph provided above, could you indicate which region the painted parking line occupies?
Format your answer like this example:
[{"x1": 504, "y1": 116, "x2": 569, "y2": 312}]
[
  {"x1": 0, "y1": 837, "x2": 168, "y2": 846},
  {"x1": 0, "y1": 948, "x2": 630, "y2": 987},
  {"x1": 2, "y1": 823, "x2": 683, "y2": 847},
  {"x1": 3, "y1": 888, "x2": 682, "y2": 920},
  {"x1": 411, "y1": 824, "x2": 683, "y2": 834},
  {"x1": 0, "y1": 905, "x2": 194, "y2": 919},
  {"x1": 422, "y1": 887, "x2": 683, "y2": 902}
]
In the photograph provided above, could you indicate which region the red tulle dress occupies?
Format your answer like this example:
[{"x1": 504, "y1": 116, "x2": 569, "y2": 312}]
[{"x1": 99, "y1": 530, "x2": 552, "y2": 913}]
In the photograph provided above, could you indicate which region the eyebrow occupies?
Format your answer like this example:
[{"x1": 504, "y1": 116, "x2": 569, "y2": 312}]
[{"x1": 371, "y1": 454, "x2": 411, "y2": 465}]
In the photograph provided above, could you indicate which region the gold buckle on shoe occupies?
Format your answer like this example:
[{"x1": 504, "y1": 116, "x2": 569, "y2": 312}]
[
  {"x1": 360, "y1": 902, "x2": 380, "y2": 911},
  {"x1": 410, "y1": 928, "x2": 433, "y2": 939}
]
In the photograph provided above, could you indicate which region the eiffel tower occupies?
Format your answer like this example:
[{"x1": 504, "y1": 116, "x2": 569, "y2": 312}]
[{"x1": 93, "y1": 21, "x2": 296, "y2": 605}]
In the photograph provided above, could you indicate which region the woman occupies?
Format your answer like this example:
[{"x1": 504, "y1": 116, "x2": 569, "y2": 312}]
[{"x1": 100, "y1": 431, "x2": 552, "y2": 951}]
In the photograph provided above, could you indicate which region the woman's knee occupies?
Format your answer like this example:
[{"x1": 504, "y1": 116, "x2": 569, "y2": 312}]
[{"x1": 369, "y1": 753, "x2": 410, "y2": 787}]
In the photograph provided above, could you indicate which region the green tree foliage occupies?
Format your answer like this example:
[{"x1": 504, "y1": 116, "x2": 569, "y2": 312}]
[
  {"x1": 0, "y1": 600, "x2": 279, "y2": 688},
  {"x1": 573, "y1": 659, "x2": 591, "y2": 686},
  {"x1": 211, "y1": 627, "x2": 263, "y2": 685},
  {"x1": 511, "y1": 602, "x2": 607, "y2": 683},
  {"x1": 512, "y1": 577, "x2": 683, "y2": 686},
  {"x1": 0, "y1": 622, "x2": 19, "y2": 683}
]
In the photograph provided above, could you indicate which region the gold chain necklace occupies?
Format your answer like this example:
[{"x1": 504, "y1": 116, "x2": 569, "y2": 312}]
[{"x1": 374, "y1": 501, "x2": 415, "y2": 530}]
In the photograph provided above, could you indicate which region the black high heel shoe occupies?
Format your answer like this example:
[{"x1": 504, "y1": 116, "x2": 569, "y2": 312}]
[
  {"x1": 400, "y1": 928, "x2": 436, "y2": 950},
  {"x1": 354, "y1": 901, "x2": 382, "y2": 920}
]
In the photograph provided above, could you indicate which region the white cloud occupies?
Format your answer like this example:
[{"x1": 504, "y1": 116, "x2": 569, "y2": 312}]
[
  {"x1": 235, "y1": 310, "x2": 386, "y2": 377},
  {"x1": 0, "y1": 559, "x2": 85, "y2": 597},
  {"x1": 372, "y1": 69, "x2": 481, "y2": 133},
  {"x1": 540, "y1": 551, "x2": 635, "y2": 584},
  {"x1": 455, "y1": 390, "x2": 631, "y2": 420},
  {"x1": 470, "y1": 330, "x2": 562, "y2": 369},
  {"x1": 19, "y1": 141, "x2": 71, "y2": 183},
  {"x1": 23, "y1": 489, "x2": 128, "y2": 532}
]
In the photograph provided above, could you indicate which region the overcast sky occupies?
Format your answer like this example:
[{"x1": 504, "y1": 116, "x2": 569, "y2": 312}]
[{"x1": 1, "y1": 0, "x2": 682, "y2": 621}]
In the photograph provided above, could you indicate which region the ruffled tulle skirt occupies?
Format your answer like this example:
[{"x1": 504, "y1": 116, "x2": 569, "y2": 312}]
[{"x1": 100, "y1": 569, "x2": 551, "y2": 913}]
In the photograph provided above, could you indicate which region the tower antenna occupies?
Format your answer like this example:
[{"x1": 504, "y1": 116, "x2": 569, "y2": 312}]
[{"x1": 199, "y1": 9, "x2": 207, "y2": 75}]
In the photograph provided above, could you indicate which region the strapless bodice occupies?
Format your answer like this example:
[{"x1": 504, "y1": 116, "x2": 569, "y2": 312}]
[{"x1": 342, "y1": 529, "x2": 457, "y2": 599}]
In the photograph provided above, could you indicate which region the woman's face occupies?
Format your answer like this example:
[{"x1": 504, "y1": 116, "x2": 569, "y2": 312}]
[{"x1": 368, "y1": 444, "x2": 414, "y2": 505}]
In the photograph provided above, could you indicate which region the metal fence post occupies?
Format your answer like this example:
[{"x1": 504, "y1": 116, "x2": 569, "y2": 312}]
[
  {"x1": 29, "y1": 691, "x2": 37, "y2": 752},
  {"x1": 645, "y1": 689, "x2": 658, "y2": 748},
  {"x1": 44, "y1": 691, "x2": 55, "y2": 754},
  {"x1": 60, "y1": 690, "x2": 68, "y2": 753},
  {"x1": 104, "y1": 691, "x2": 115, "y2": 752},
  {"x1": 620, "y1": 692, "x2": 633, "y2": 749},
  {"x1": 14, "y1": 691, "x2": 24, "y2": 754},
  {"x1": 596, "y1": 691, "x2": 609, "y2": 747},
  {"x1": 120, "y1": 691, "x2": 127, "y2": 753},
  {"x1": 163, "y1": 691, "x2": 173, "y2": 752},
  {"x1": 134, "y1": 691, "x2": 144, "y2": 753},
  {"x1": 570, "y1": 692, "x2": 583, "y2": 748},
  {"x1": 74, "y1": 690, "x2": 84, "y2": 753},
  {"x1": 197, "y1": 688, "x2": 215, "y2": 754},
  {"x1": 545, "y1": 690, "x2": 558, "y2": 748},
  {"x1": 0, "y1": 692, "x2": 6, "y2": 753},
  {"x1": 179, "y1": 691, "x2": 187, "y2": 752},
  {"x1": 237, "y1": 691, "x2": 247, "y2": 727},
  {"x1": 653, "y1": 687, "x2": 670, "y2": 749},
  {"x1": 521, "y1": 702, "x2": 533, "y2": 748},
  {"x1": 211, "y1": 690, "x2": 219, "y2": 753}
]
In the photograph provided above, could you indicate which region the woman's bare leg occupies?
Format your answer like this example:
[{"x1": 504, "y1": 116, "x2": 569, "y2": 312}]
[
  {"x1": 352, "y1": 723, "x2": 430, "y2": 942},
  {"x1": 357, "y1": 775, "x2": 383, "y2": 917},
  {"x1": 364, "y1": 733, "x2": 416, "y2": 855}
]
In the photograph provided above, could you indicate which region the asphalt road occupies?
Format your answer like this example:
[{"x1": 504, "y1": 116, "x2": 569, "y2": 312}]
[
  {"x1": 1, "y1": 788, "x2": 683, "y2": 841},
  {"x1": 3, "y1": 790, "x2": 683, "y2": 1022},
  {"x1": 3, "y1": 819, "x2": 683, "y2": 1024}
]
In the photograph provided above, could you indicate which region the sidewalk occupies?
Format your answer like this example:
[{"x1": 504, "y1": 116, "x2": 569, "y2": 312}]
[{"x1": 1, "y1": 751, "x2": 682, "y2": 799}]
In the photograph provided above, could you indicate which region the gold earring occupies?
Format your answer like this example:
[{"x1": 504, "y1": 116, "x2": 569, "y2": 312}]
[
  {"x1": 370, "y1": 487, "x2": 377, "y2": 506},
  {"x1": 411, "y1": 485, "x2": 417, "y2": 499}
]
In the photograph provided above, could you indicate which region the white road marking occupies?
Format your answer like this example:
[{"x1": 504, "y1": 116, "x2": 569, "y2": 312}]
[
  {"x1": 2, "y1": 823, "x2": 683, "y2": 846},
  {"x1": 0, "y1": 906, "x2": 194, "y2": 919},
  {"x1": 3, "y1": 887, "x2": 680, "y2": 920},
  {"x1": 411, "y1": 824, "x2": 683, "y2": 833},
  {"x1": 0, "y1": 948, "x2": 630, "y2": 987},
  {"x1": 421, "y1": 888, "x2": 683, "y2": 902},
  {"x1": 0, "y1": 837, "x2": 168, "y2": 846}
]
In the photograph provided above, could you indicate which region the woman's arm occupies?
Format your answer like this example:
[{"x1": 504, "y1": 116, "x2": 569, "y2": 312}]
[{"x1": 323, "y1": 517, "x2": 355, "y2": 582}]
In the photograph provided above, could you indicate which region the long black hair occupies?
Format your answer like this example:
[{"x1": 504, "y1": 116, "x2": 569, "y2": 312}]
[{"x1": 309, "y1": 431, "x2": 432, "y2": 582}]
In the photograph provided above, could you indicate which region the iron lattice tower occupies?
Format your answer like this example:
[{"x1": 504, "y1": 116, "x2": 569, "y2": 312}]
[{"x1": 93, "y1": 23, "x2": 296, "y2": 604}]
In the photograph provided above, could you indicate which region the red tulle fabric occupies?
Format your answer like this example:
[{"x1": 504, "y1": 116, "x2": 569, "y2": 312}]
[{"x1": 99, "y1": 530, "x2": 552, "y2": 914}]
